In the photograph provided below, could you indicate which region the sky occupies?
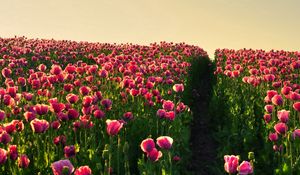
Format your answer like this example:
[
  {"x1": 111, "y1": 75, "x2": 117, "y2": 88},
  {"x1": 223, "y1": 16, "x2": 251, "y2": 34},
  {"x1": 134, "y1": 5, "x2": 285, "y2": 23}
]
[{"x1": 0, "y1": 0, "x2": 299, "y2": 57}]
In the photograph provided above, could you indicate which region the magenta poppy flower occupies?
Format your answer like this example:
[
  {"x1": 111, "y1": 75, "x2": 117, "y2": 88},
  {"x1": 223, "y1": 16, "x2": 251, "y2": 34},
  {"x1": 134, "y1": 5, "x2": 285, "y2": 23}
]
[
  {"x1": 173, "y1": 84, "x2": 184, "y2": 93},
  {"x1": 93, "y1": 109, "x2": 105, "y2": 119},
  {"x1": 238, "y1": 161, "x2": 253, "y2": 175},
  {"x1": 8, "y1": 145, "x2": 18, "y2": 160},
  {"x1": 156, "y1": 109, "x2": 166, "y2": 118},
  {"x1": 173, "y1": 155, "x2": 181, "y2": 162},
  {"x1": 156, "y1": 136, "x2": 173, "y2": 150},
  {"x1": 30, "y1": 119, "x2": 49, "y2": 133},
  {"x1": 263, "y1": 114, "x2": 271, "y2": 123},
  {"x1": 18, "y1": 154, "x2": 30, "y2": 168},
  {"x1": 50, "y1": 102, "x2": 65, "y2": 113},
  {"x1": 64, "y1": 145, "x2": 76, "y2": 158},
  {"x1": 290, "y1": 91, "x2": 300, "y2": 101},
  {"x1": 65, "y1": 65, "x2": 77, "y2": 74},
  {"x1": 292, "y1": 129, "x2": 300, "y2": 139},
  {"x1": 0, "y1": 148, "x2": 7, "y2": 165},
  {"x1": 79, "y1": 86, "x2": 91, "y2": 96},
  {"x1": 293, "y1": 102, "x2": 300, "y2": 112},
  {"x1": 166, "y1": 111, "x2": 175, "y2": 120},
  {"x1": 1, "y1": 67, "x2": 12, "y2": 78},
  {"x1": 264, "y1": 105, "x2": 273, "y2": 113},
  {"x1": 0, "y1": 110, "x2": 5, "y2": 121},
  {"x1": 51, "y1": 159, "x2": 74, "y2": 175},
  {"x1": 0, "y1": 131, "x2": 11, "y2": 144},
  {"x1": 82, "y1": 96, "x2": 93, "y2": 107},
  {"x1": 224, "y1": 155, "x2": 239, "y2": 174},
  {"x1": 23, "y1": 111, "x2": 36, "y2": 122},
  {"x1": 274, "y1": 122, "x2": 288, "y2": 135},
  {"x1": 67, "y1": 109, "x2": 79, "y2": 120},
  {"x1": 162, "y1": 100, "x2": 175, "y2": 111},
  {"x1": 7, "y1": 86, "x2": 17, "y2": 98},
  {"x1": 101, "y1": 99, "x2": 112, "y2": 110},
  {"x1": 34, "y1": 104, "x2": 49, "y2": 115},
  {"x1": 281, "y1": 86, "x2": 292, "y2": 95},
  {"x1": 106, "y1": 119, "x2": 123, "y2": 136},
  {"x1": 51, "y1": 120, "x2": 61, "y2": 130},
  {"x1": 50, "y1": 65, "x2": 62, "y2": 75},
  {"x1": 3, "y1": 94, "x2": 14, "y2": 106},
  {"x1": 74, "y1": 165, "x2": 92, "y2": 175},
  {"x1": 66, "y1": 94, "x2": 79, "y2": 104},
  {"x1": 123, "y1": 112, "x2": 133, "y2": 121},
  {"x1": 140, "y1": 138, "x2": 155, "y2": 153},
  {"x1": 147, "y1": 148, "x2": 163, "y2": 162},
  {"x1": 268, "y1": 132, "x2": 278, "y2": 142},
  {"x1": 63, "y1": 84, "x2": 74, "y2": 92},
  {"x1": 277, "y1": 110, "x2": 289, "y2": 123},
  {"x1": 271, "y1": 95, "x2": 283, "y2": 106},
  {"x1": 267, "y1": 90, "x2": 278, "y2": 99}
]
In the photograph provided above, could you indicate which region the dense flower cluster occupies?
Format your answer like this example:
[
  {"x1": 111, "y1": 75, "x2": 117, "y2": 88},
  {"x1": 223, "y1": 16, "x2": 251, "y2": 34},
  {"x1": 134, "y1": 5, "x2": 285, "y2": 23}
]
[
  {"x1": 0, "y1": 37, "x2": 208, "y2": 174},
  {"x1": 216, "y1": 48, "x2": 300, "y2": 174}
]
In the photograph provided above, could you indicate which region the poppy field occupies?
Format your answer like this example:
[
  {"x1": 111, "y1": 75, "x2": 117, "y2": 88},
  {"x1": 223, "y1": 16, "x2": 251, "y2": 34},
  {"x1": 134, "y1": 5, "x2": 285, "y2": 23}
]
[
  {"x1": 1, "y1": 36, "x2": 300, "y2": 175},
  {"x1": 0, "y1": 37, "x2": 211, "y2": 174},
  {"x1": 214, "y1": 49, "x2": 300, "y2": 174}
]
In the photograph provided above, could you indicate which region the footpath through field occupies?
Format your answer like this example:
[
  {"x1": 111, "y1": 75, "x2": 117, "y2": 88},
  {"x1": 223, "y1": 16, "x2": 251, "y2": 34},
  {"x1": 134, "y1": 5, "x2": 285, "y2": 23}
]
[{"x1": 186, "y1": 59, "x2": 220, "y2": 174}]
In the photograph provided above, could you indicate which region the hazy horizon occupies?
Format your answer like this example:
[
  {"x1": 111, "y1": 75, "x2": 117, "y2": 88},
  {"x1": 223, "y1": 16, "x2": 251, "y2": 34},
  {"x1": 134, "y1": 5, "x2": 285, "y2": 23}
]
[{"x1": 1, "y1": 0, "x2": 300, "y2": 57}]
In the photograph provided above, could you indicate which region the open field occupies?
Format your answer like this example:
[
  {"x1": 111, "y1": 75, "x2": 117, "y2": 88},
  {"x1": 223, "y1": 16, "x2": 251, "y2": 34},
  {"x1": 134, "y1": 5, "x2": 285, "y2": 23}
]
[{"x1": 0, "y1": 37, "x2": 300, "y2": 174}]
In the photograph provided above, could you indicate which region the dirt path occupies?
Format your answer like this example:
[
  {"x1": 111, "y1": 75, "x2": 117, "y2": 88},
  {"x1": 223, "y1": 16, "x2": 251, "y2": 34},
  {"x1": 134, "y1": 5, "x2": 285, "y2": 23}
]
[{"x1": 188, "y1": 62, "x2": 219, "y2": 174}]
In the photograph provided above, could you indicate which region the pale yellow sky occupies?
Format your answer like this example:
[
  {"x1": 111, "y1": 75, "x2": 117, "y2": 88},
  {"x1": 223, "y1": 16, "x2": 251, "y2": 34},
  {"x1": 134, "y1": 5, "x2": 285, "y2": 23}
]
[{"x1": 0, "y1": 0, "x2": 299, "y2": 57}]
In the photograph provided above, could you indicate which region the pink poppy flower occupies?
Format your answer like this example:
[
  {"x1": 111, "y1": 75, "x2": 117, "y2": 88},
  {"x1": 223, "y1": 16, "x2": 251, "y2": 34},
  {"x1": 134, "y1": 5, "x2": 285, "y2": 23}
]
[
  {"x1": 0, "y1": 148, "x2": 7, "y2": 165},
  {"x1": 290, "y1": 91, "x2": 300, "y2": 101},
  {"x1": 30, "y1": 119, "x2": 49, "y2": 133},
  {"x1": 263, "y1": 114, "x2": 271, "y2": 123},
  {"x1": 281, "y1": 86, "x2": 292, "y2": 95},
  {"x1": 9, "y1": 145, "x2": 18, "y2": 160},
  {"x1": 157, "y1": 109, "x2": 166, "y2": 118},
  {"x1": 293, "y1": 102, "x2": 300, "y2": 112},
  {"x1": 224, "y1": 155, "x2": 239, "y2": 174},
  {"x1": 162, "y1": 100, "x2": 174, "y2": 111},
  {"x1": 67, "y1": 109, "x2": 79, "y2": 120},
  {"x1": 140, "y1": 138, "x2": 155, "y2": 153},
  {"x1": 50, "y1": 102, "x2": 65, "y2": 113},
  {"x1": 23, "y1": 111, "x2": 36, "y2": 122},
  {"x1": 106, "y1": 119, "x2": 123, "y2": 136},
  {"x1": 271, "y1": 95, "x2": 283, "y2": 106},
  {"x1": 274, "y1": 122, "x2": 288, "y2": 135},
  {"x1": 93, "y1": 109, "x2": 105, "y2": 119},
  {"x1": 64, "y1": 145, "x2": 76, "y2": 158},
  {"x1": 292, "y1": 129, "x2": 300, "y2": 139},
  {"x1": 79, "y1": 86, "x2": 91, "y2": 96},
  {"x1": 18, "y1": 154, "x2": 30, "y2": 168},
  {"x1": 51, "y1": 120, "x2": 61, "y2": 130},
  {"x1": 264, "y1": 105, "x2": 273, "y2": 113},
  {"x1": 173, "y1": 84, "x2": 184, "y2": 93},
  {"x1": 147, "y1": 148, "x2": 163, "y2": 162},
  {"x1": 0, "y1": 131, "x2": 11, "y2": 144},
  {"x1": 156, "y1": 136, "x2": 173, "y2": 150},
  {"x1": 267, "y1": 90, "x2": 278, "y2": 99},
  {"x1": 1, "y1": 67, "x2": 12, "y2": 78},
  {"x1": 101, "y1": 99, "x2": 112, "y2": 110},
  {"x1": 123, "y1": 112, "x2": 133, "y2": 121},
  {"x1": 268, "y1": 132, "x2": 278, "y2": 142},
  {"x1": 34, "y1": 104, "x2": 49, "y2": 115},
  {"x1": 0, "y1": 110, "x2": 5, "y2": 121},
  {"x1": 51, "y1": 159, "x2": 74, "y2": 175},
  {"x1": 50, "y1": 65, "x2": 62, "y2": 75},
  {"x1": 238, "y1": 161, "x2": 253, "y2": 175},
  {"x1": 74, "y1": 166, "x2": 92, "y2": 175},
  {"x1": 277, "y1": 110, "x2": 289, "y2": 123},
  {"x1": 66, "y1": 94, "x2": 79, "y2": 104}
]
